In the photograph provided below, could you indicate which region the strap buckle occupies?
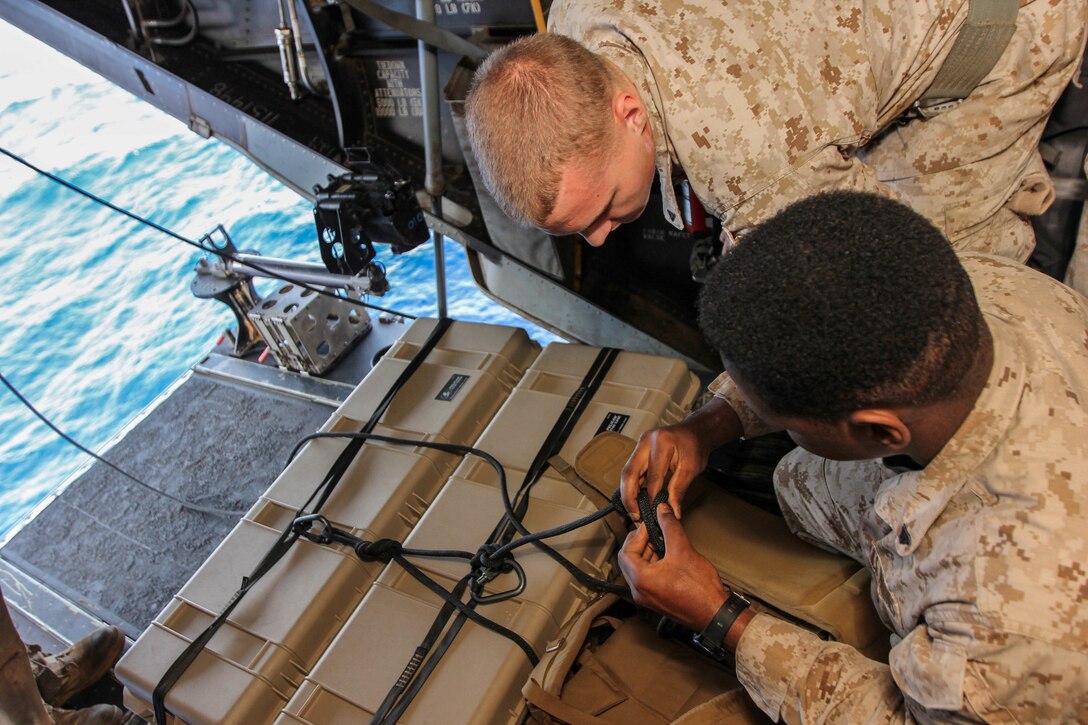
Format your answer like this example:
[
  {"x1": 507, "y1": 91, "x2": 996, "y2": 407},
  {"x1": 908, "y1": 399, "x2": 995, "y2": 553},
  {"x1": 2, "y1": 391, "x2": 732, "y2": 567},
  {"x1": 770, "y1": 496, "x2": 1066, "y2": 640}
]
[
  {"x1": 472, "y1": 558, "x2": 527, "y2": 604},
  {"x1": 292, "y1": 513, "x2": 334, "y2": 544},
  {"x1": 898, "y1": 98, "x2": 964, "y2": 124}
]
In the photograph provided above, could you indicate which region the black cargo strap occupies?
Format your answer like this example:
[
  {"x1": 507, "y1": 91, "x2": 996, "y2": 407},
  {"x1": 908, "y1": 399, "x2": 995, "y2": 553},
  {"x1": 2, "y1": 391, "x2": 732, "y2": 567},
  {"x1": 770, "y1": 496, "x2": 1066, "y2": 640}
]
[
  {"x1": 510, "y1": 348, "x2": 621, "y2": 523},
  {"x1": 912, "y1": 0, "x2": 1019, "y2": 117},
  {"x1": 382, "y1": 606, "x2": 469, "y2": 723},
  {"x1": 495, "y1": 348, "x2": 628, "y2": 593},
  {"x1": 375, "y1": 577, "x2": 472, "y2": 721},
  {"x1": 152, "y1": 317, "x2": 454, "y2": 725},
  {"x1": 272, "y1": 433, "x2": 638, "y2": 725},
  {"x1": 291, "y1": 514, "x2": 537, "y2": 662},
  {"x1": 371, "y1": 347, "x2": 624, "y2": 723},
  {"x1": 484, "y1": 348, "x2": 627, "y2": 596},
  {"x1": 341, "y1": 0, "x2": 489, "y2": 62}
]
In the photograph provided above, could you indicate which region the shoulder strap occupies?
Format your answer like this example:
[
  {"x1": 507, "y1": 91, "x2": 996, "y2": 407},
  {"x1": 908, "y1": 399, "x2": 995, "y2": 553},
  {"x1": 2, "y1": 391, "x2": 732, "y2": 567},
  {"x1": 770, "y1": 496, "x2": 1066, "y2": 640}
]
[
  {"x1": 918, "y1": 0, "x2": 1019, "y2": 112},
  {"x1": 523, "y1": 593, "x2": 621, "y2": 724}
]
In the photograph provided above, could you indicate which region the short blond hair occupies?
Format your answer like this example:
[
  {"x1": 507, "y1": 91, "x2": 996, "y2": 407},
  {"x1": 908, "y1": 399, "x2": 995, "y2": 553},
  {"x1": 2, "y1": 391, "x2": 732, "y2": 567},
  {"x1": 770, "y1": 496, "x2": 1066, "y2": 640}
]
[{"x1": 465, "y1": 33, "x2": 619, "y2": 226}]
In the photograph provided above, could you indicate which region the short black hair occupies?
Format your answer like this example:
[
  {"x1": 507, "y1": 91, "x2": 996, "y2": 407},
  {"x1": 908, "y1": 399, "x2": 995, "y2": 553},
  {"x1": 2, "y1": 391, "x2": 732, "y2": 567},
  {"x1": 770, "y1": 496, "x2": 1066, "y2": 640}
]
[{"x1": 698, "y1": 191, "x2": 983, "y2": 419}]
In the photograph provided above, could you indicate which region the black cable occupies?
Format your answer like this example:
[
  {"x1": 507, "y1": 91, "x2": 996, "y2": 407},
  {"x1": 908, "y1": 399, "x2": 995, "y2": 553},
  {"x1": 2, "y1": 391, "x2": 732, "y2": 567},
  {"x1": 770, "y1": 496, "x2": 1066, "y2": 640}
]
[
  {"x1": 0, "y1": 146, "x2": 417, "y2": 320},
  {"x1": 289, "y1": 430, "x2": 629, "y2": 596},
  {"x1": 0, "y1": 370, "x2": 245, "y2": 518},
  {"x1": 287, "y1": 428, "x2": 631, "y2": 722},
  {"x1": 154, "y1": 317, "x2": 453, "y2": 725}
]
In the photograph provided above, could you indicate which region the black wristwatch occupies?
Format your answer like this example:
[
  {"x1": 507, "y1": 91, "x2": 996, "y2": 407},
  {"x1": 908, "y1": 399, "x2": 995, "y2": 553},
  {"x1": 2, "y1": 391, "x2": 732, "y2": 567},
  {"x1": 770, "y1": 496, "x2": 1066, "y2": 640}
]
[{"x1": 692, "y1": 591, "x2": 750, "y2": 660}]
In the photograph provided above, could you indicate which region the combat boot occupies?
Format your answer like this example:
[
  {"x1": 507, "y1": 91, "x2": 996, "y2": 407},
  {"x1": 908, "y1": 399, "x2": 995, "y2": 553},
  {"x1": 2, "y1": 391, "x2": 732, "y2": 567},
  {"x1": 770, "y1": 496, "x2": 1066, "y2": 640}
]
[
  {"x1": 29, "y1": 626, "x2": 125, "y2": 706},
  {"x1": 45, "y1": 703, "x2": 127, "y2": 724}
]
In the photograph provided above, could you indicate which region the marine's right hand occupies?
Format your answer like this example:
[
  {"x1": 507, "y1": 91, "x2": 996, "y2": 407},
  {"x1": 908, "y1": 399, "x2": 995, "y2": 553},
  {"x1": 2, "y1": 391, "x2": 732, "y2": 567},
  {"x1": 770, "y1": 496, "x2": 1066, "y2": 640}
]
[
  {"x1": 620, "y1": 397, "x2": 743, "y2": 521},
  {"x1": 620, "y1": 421, "x2": 710, "y2": 522}
]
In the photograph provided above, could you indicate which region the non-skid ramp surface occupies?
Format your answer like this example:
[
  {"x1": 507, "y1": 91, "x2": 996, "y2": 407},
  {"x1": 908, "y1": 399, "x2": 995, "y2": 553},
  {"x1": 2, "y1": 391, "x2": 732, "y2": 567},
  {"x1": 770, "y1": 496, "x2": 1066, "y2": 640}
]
[{"x1": 0, "y1": 369, "x2": 338, "y2": 640}]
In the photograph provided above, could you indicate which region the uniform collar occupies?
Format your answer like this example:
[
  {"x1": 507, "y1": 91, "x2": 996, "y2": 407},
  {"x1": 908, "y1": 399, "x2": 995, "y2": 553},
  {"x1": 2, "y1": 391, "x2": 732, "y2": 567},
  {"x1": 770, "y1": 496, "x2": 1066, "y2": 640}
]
[{"x1": 873, "y1": 318, "x2": 1025, "y2": 556}]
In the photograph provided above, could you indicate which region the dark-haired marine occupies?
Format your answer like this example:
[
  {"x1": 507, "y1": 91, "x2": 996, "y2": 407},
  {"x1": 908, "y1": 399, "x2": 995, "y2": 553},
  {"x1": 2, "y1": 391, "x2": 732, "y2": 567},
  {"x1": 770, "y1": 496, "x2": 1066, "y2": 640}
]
[{"x1": 618, "y1": 191, "x2": 1088, "y2": 722}]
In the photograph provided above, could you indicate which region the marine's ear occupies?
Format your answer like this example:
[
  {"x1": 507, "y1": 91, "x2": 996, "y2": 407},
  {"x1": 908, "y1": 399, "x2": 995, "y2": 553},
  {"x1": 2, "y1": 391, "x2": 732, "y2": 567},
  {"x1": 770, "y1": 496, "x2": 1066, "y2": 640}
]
[
  {"x1": 846, "y1": 408, "x2": 912, "y2": 453},
  {"x1": 611, "y1": 84, "x2": 648, "y2": 134}
]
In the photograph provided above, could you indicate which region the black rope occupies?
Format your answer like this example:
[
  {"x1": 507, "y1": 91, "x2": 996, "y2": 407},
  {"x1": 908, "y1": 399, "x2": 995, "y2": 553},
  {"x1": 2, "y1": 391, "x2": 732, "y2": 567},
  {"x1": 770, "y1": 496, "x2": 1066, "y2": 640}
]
[
  {"x1": 0, "y1": 370, "x2": 244, "y2": 517},
  {"x1": 288, "y1": 430, "x2": 633, "y2": 593},
  {"x1": 153, "y1": 332, "x2": 639, "y2": 723},
  {"x1": 152, "y1": 318, "x2": 452, "y2": 725},
  {"x1": 324, "y1": 525, "x2": 539, "y2": 663},
  {"x1": 0, "y1": 146, "x2": 417, "y2": 319},
  {"x1": 368, "y1": 347, "x2": 626, "y2": 721},
  {"x1": 490, "y1": 492, "x2": 628, "y2": 561}
]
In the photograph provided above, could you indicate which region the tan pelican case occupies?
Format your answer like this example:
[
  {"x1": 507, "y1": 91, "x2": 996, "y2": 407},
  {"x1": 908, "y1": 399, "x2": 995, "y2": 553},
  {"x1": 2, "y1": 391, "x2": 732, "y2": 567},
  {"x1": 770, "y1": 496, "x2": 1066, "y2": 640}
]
[
  {"x1": 115, "y1": 331, "x2": 703, "y2": 725},
  {"x1": 115, "y1": 319, "x2": 541, "y2": 724},
  {"x1": 274, "y1": 344, "x2": 700, "y2": 724}
]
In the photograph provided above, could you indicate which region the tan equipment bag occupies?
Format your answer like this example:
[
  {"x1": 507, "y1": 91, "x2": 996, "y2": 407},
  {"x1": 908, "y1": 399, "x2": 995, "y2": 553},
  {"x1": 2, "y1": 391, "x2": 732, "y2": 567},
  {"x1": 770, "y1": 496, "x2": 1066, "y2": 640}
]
[
  {"x1": 523, "y1": 593, "x2": 767, "y2": 724},
  {"x1": 576, "y1": 432, "x2": 889, "y2": 659},
  {"x1": 523, "y1": 433, "x2": 891, "y2": 724}
]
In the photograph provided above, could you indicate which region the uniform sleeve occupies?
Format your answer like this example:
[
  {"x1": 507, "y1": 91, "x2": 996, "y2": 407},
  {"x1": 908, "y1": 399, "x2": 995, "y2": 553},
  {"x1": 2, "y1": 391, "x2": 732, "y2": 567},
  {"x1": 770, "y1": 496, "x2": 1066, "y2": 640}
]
[
  {"x1": 706, "y1": 373, "x2": 782, "y2": 439},
  {"x1": 734, "y1": 614, "x2": 906, "y2": 723},
  {"x1": 726, "y1": 146, "x2": 901, "y2": 237},
  {"x1": 734, "y1": 610, "x2": 1088, "y2": 723}
]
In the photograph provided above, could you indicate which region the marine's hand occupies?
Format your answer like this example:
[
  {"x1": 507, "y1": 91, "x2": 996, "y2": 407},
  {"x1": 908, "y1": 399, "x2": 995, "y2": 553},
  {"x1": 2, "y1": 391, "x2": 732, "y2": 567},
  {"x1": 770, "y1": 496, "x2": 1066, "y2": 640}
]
[
  {"x1": 618, "y1": 504, "x2": 727, "y2": 632},
  {"x1": 620, "y1": 397, "x2": 744, "y2": 521},
  {"x1": 621, "y1": 422, "x2": 708, "y2": 521}
]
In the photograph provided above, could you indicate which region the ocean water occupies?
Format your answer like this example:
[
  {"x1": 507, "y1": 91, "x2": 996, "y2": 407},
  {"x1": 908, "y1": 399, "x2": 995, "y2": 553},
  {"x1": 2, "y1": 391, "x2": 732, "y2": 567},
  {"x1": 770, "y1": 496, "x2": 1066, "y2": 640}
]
[{"x1": 0, "y1": 21, "x2": 557, "y2": 538}]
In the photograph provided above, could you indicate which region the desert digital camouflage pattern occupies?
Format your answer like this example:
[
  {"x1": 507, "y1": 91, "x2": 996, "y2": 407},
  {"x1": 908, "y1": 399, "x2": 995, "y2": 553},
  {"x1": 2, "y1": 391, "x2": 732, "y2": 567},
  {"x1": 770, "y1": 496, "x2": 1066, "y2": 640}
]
[
  {"x1": 705, "y1": 255, "x2": 1088, "y2": 721},
  {"x1": 550, "y1": 0, "x2": 1087, "y2": 261}
]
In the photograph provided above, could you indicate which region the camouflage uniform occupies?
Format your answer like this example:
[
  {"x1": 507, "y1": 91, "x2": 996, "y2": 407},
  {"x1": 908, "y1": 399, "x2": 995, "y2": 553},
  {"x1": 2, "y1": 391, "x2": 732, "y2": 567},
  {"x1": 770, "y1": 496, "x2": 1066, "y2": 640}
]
[
  {"x1": 550, "y1": 0, "x2": 1087, "y2": 261},
  {"x1": 706, "y1": 255, "x2": 1088, "y2": 721}
]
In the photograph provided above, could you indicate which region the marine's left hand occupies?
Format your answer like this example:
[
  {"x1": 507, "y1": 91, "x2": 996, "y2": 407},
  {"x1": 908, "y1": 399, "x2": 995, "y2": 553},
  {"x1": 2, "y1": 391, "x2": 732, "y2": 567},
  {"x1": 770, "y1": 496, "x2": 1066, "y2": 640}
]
[{"x1": 617, "y1": 503, "x2": 728, "y2": 631}]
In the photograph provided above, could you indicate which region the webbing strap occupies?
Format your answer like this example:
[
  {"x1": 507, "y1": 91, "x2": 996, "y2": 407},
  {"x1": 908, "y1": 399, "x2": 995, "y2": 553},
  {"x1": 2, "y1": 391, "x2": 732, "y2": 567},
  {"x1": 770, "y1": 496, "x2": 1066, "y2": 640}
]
[
  {"x1": 920, "y1": 0, "x2": 1019, "y2": 107},
  {"x1": 152, "y1": 317, "x2": 453, "y2": 725},
  {"x1": 370, "y1": 575, "x2": 471, "y2": 722},
  {"x1": 372, "y1": 347, "x2": 621, "y2": 721},
  {"x1": 341, "y1": 0, "x2": 489, "y2": 62},
  {"x1": 509, "y1": 348, "x2": 620, "y2": 527},
  {"x1": 152, "y1": 527, "x2": 300, "y2": 725},
  {"x1": 304, "y1": 317, "x2": 454, "y2": 515},
  {"x1": 495, "y1": 348, "x2": 623, "y2": 586},
  {"x1": 382, "y1": 615, "x2": 469, "y2": 724}
]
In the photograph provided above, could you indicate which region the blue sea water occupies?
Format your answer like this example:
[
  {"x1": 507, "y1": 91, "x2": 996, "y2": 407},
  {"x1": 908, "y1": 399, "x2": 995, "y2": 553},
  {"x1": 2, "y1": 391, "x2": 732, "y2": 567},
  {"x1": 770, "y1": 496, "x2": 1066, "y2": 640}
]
[{"x1": 0, "y1": 21, "x2": 557, "y2": 538}]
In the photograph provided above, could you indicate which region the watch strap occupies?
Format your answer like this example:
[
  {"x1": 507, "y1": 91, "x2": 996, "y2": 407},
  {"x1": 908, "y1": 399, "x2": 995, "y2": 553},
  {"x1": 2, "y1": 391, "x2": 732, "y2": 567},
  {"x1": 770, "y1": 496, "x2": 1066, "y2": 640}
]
[{"x1": 693, "y1": 591, "x2": 749, "y2": 659}]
